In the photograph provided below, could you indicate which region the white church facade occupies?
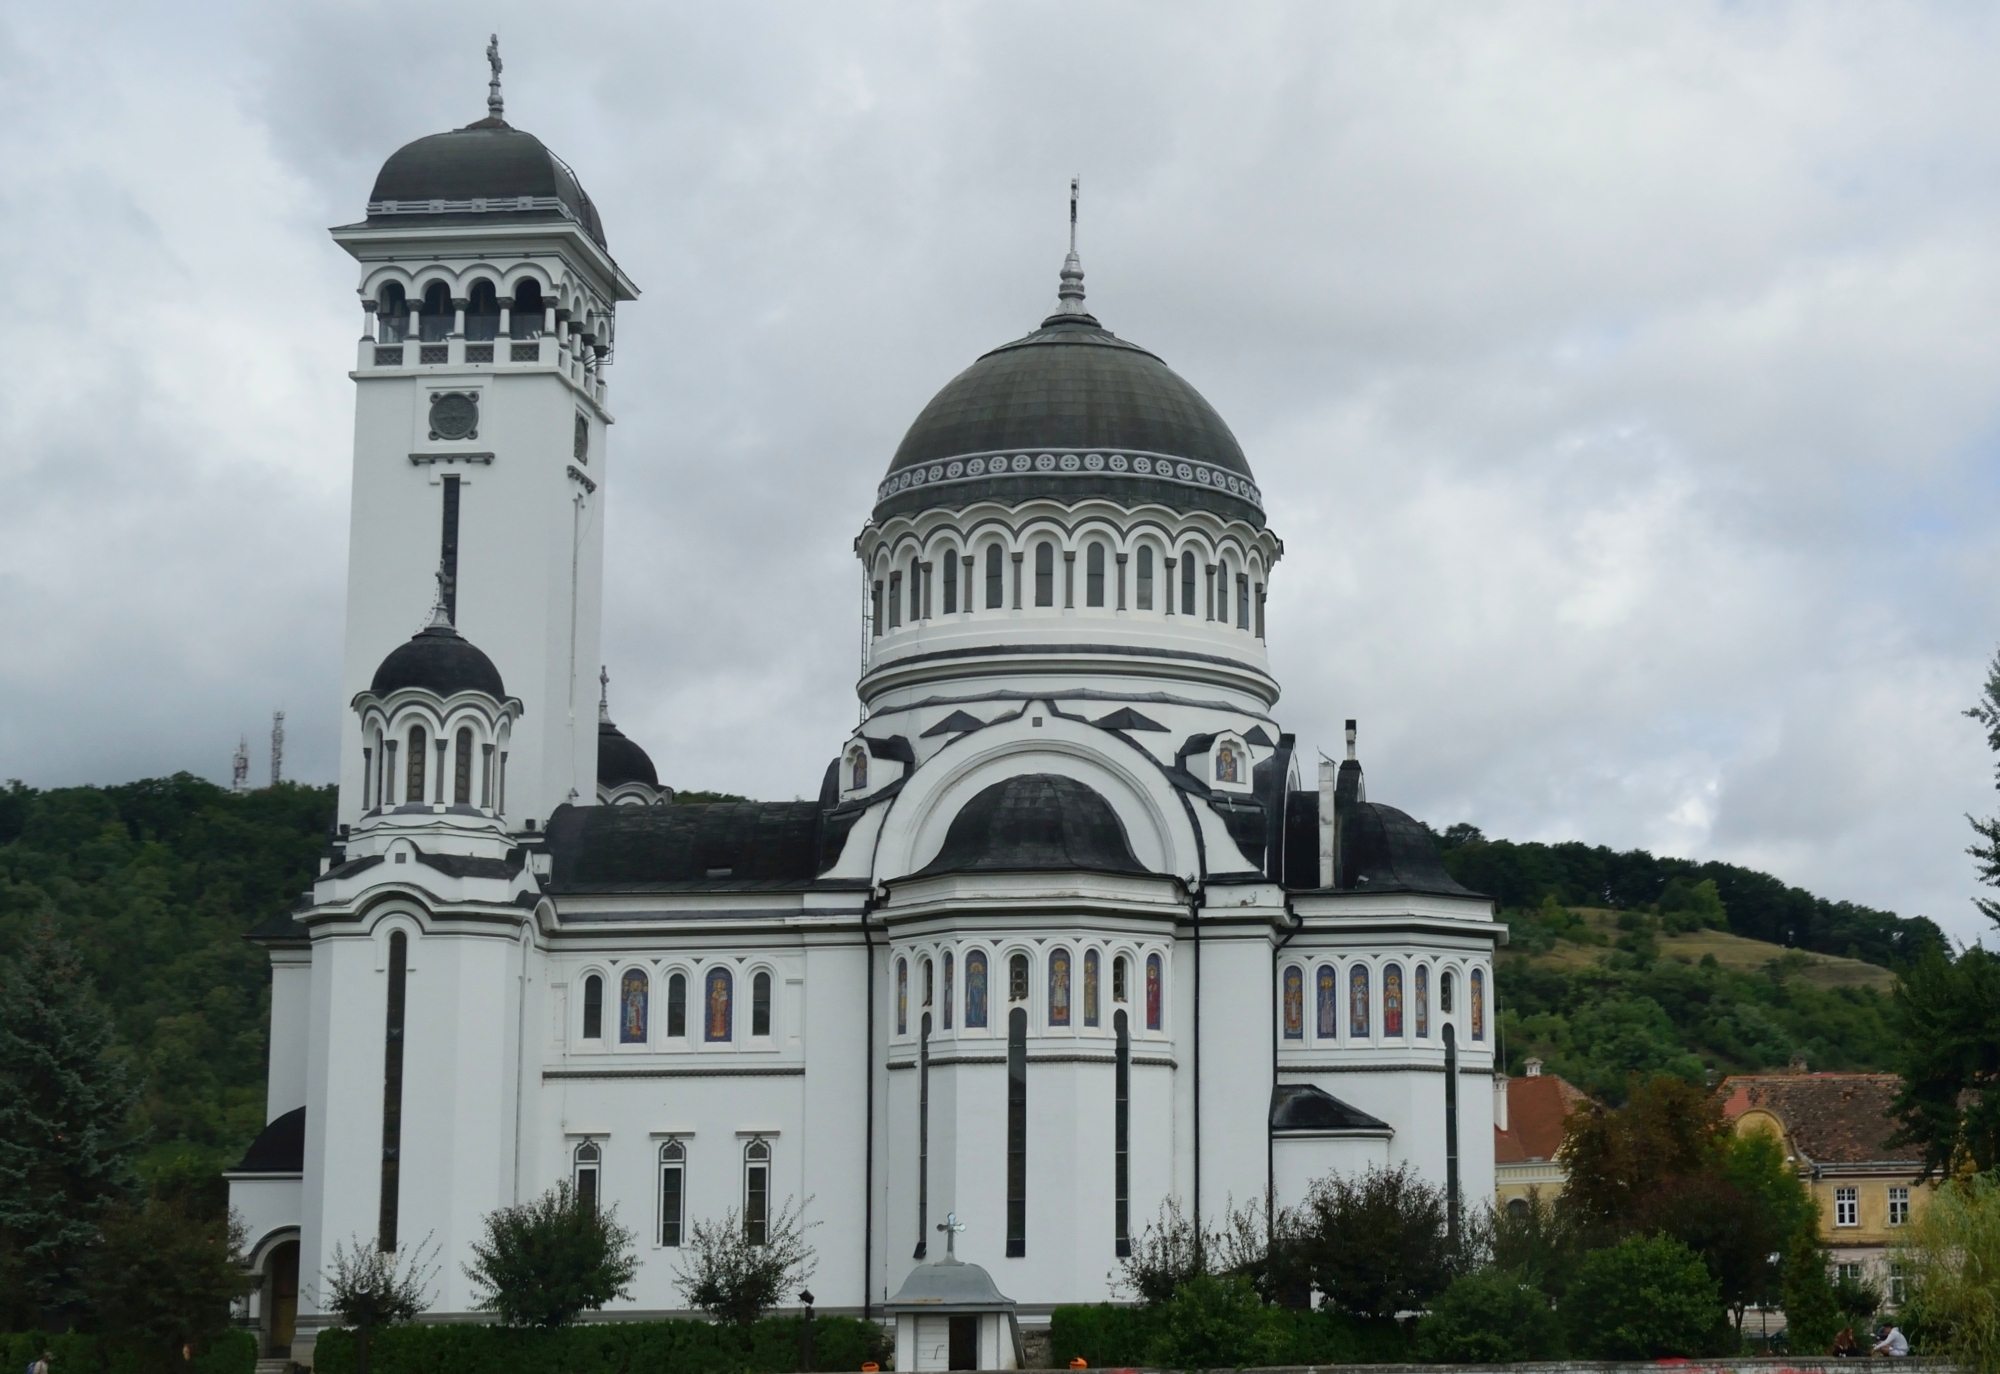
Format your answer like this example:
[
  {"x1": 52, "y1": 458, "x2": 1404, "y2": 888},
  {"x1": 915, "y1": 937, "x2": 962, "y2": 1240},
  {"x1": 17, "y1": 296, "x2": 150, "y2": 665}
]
[{"x1": 226, "y1": 63, "x2": 1502, "y2": 1364}]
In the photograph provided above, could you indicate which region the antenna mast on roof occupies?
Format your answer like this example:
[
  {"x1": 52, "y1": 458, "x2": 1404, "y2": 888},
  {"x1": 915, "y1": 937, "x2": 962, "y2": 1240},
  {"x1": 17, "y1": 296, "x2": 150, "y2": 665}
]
[
  {"x1": 486, "y1": 34, "x2": 504, "y2": 121},
  {"x1": 270, "y1": 711, "x2": 285, "y2": 788}
]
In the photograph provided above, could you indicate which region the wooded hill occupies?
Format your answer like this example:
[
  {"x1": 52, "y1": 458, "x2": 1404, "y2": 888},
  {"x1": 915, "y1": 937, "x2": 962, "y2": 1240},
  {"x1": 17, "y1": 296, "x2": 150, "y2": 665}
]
[{"x1": 0, "y1": 777, "x2": 1945, "y2": 1177}]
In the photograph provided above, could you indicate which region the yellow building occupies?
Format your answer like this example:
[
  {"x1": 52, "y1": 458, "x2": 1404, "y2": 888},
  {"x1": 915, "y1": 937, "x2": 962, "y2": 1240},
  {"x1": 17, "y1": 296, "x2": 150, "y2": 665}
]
[
  {"x1": 1494, "y1": 1058, "x2": 1589, "y2": 1212},
  {"x1": 1720, "y1": 1068, "x2": 1931, "y2": 1303}
]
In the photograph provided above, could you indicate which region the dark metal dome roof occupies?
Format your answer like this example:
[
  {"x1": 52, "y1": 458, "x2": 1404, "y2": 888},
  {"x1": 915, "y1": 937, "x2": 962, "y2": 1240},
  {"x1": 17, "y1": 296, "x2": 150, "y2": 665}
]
[
  {"x1": 598, "y1": 720, "x2": 659, "y2": 790},
  {"x1": 916, "y1": 773, "x2": 1149, "y2": 878},
  {"x1": 370, "y1": 623, "x2": 507, "y2": 700},
  {"x1": 873, "y1": 272, "x2": 1263, "y2": 527},
  {"x1": 366, "y1": 119, "x2": 606, "y2": 249}
]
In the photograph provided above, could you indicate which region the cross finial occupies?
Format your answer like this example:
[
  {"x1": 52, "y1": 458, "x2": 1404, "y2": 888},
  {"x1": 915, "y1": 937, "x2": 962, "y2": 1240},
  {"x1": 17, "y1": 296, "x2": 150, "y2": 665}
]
[
  {"x1": 486, "y1": 35, "x2": 505, "y2": 121},
  {"x1": 1053, "y1": 177, "x2": 1089, "y2": 318},
  {"x1": 428, "y1": 563, "x2": 454, "y2": 629},
  {"x1": 936, "y1": 1211, "x2": 966, "y2": 1261},
  {"x1": 1069, "y1": 176, "x2": 1079, "y2": 254},
  {"x1": 598, "y1": 665, "x2": 611, "y2": 723}
]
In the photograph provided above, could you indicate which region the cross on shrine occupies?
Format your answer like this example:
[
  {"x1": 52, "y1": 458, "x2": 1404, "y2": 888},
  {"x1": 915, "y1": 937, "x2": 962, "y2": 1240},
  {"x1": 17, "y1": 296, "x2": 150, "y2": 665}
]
[{"x1": 935, "y1": 1211, "x2": 965, "y2": 1260}]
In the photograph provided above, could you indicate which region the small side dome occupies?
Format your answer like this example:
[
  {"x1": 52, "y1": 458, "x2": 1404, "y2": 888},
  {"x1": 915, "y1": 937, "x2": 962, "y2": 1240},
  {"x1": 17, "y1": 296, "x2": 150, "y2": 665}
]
[
  {"x1": 371, "y1": 623, "x2": 506, "y2": 699},
  {"x1": 917, "y1": 773, "x2": 1148, "y2": 878},
  {"x1": 598, "y1": 719, "x2": 659, "y2": 790}
]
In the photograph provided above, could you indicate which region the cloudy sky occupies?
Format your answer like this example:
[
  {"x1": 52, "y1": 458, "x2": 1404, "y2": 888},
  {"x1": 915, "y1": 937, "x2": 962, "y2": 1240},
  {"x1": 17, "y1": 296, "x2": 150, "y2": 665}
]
[{"x1": 3, "y1": 2, "x2": 1998, "y2": 942}]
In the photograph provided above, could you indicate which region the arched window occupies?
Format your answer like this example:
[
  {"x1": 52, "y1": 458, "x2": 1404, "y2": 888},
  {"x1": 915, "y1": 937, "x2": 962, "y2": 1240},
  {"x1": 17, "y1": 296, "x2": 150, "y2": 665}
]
[
  {"x1": 1047, "y1": 948, "x2": 1071, "y2": 1026},
  {"x1": 1237, "y1": 568, "x2": 1250, "y2": 629},
  {"x1": 419, "y1": 281, "x2": 451, "y2": 342},
  {"x1": 453, "y1": 727, "x2": 473, "y2": 804},
  {"x1": 582, "y1": 974, "x2": 604, "y2": 1041},
  {"x1": 850, "y1": 749, "x2": 867, "y2": 791},
  {"x1": 942, "y1": 550, "x2": 958, "y2": 614},
  {"x1": 752, "y1": 970, "x2": 772, "y2": 1038},
  {"x1": 965, "y1": 950, "x2": 988, "y2": 1028},
  {"x1": 985, "y1": 544, "x2": 1004, "y2": 609},
  {"x1": 1113, "y1": 955, "x2": 1128, "y2": 1003},
  {"x1": 896, "y1": 958, "x2": 908, "y2": 1036},
  {"x1": 1180, "y1": 551, "x2": 1197, "y2": 615},
  {"x1": 909, "y1": 555, "x2": 923, "y2": 622},
  {"x1": 659, "y1": 1140, "x2": 686, "y2": 1245},
  {"x1": 1034, "y1": 542, "x2": 1054, "y2": 606},
  {"x1": 923, "y1": 958, "x2": 934, "y2": 1007},
  {"x1": 1145, "y1": 953, "x2": 1162, "y2": 1031},
  {"x1": 405, "y1": 724, "x2": 427, "y2": 804},
  {"x1": 1349, "y1": 964, "x2": 1370, "y2": 1038},
  {"x1": 1007, "y1": 1007, "x2": 1027, "y2": 1257},
  {"x1": 667, "y1": 971, "x2": 687, "y2": 1038},
  {"x1": 573, "y1": 1141, "x2": 600, "y2": 1212},
  {"x1": 1283, "y1": 965, "x2": 1304, "y2": 1040},
  {"x1": 703, "y1": 967, "x2": 732, "y2": 1043},
  {"x1": 1009, "y1": 953, "x2": 1030, "y2": 1004},
  {"x1": 1136, "y1": 546, "x2": 1154, "y2": 610},
  {"x1": 1441, "y1": 970, "x2": 1456, "y2": 1016},
  {"x1": 465, "y1": 279, "x2": 500, "y2": 341},
  {"x1": 1083, "y1": 949, "x2": 1100, "y2": 1027},
  {"x1": 743, "y1": 1139, "x2": 771, "y2": 1244},
  {"x1": 943, "y1": 951, "x2": 954, "y2": 1030},
  {"x1": 377, "y1": 282, "x2": 407, "y2": 341},
  {"x1": 1471, "y1": 968, "x2": 1486, "y2": 1040},
  {"x1": 1383, "y1": 962, "x2": 1405, "y2": 1036},
  {"x1": 871, "y1": 578, "x2": 883, "y2": 635},
  {"x1": 619, "y1": 968, "x2": 648, "y2": 1044},
  {"x1": 511, "y1": 279, "x2": 544, "y2": 339},
  {"x1": 1415, "y1": 965, "x2": 1429, "y2": 1038},
  {"x1": 1086, "y1": 542, "x2": 1106, "y2": 606},
  {"x1": 1316, "y1": 965, "x2": 1337, "y2": 1039},
  {"x1": 1114, "y1": 1008, "x2": 1130, "y2": 1257},
  {"x1": 1507, "y1": 1197, "x2": 1529, "y2": 1219}
]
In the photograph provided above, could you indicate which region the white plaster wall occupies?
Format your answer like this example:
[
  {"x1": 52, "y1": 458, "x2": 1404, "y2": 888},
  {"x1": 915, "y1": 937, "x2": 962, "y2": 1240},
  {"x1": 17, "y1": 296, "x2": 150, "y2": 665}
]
[
  {"x1": 267, "y1": 951, "x2": 312, "y2": 1120},
  {"x1": 233, "y1": 1179, "x2": 302, "y2": 1265},
  {"x1": 1272, "y1": 1136, "x2": 1390, "y2": 1209}
]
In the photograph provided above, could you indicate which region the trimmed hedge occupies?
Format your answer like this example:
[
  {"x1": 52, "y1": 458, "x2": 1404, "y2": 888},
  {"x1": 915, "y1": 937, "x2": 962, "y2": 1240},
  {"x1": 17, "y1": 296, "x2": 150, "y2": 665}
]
[
  {"x1": 1049, "y1": 1299, "x2": 1410, "y2": 1368},
  {"x1": 311, "y1": 1316, "x2": 889, "y2": 1374},
  {"x1": 0, "y1": 1330, "x2": 256, "y2": 1374}
]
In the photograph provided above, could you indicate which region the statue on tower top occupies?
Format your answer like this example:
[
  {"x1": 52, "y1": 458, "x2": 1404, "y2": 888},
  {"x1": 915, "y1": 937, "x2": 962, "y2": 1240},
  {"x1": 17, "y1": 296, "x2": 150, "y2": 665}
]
[{"x1": 486, "y1": 34, "x2": 504, "y2": 122}]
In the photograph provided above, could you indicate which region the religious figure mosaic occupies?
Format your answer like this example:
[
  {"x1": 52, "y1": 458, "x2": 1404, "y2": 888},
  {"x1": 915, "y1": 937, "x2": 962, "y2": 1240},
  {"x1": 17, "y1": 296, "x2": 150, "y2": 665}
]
[
  {"x1": 1471, "y1": 968, "x2": 1485, "y2": 1040},
  {"x1": 620, "y1": 968, "x2": 647, "y2": 1044},
  {"x1": 1317, "y1": 964, "x2": 1336, "y2": 1038},
  {"x1": 1214, "y1": 742, "x2": 1239, "y2": 783},
  {"x1": 1146, "y1": 953, "x2": 1162, "y2": 1030},
  {"x1": 704, "y1": 966, "x2": 732, "y2": 1042},
  {"x1": 1049, "y1": 947, "x2": 1072, "y2": 1026},
  {"x1": 965, "y1": 950, "x2": 988, "y2": 1028},
  {"x1": 1084, "y1": 949, "x2": 1100, "y2": 1027},
  {"x1": 943, "y1": 951, "x2": 954, "y2": 1030},
  {"x1": 896, "y1": 958, "x2": 908, "y2": 1036},
  {"x1": 1283, "y1": 965, "x2": 1303, "y2": 1039},
  {"x1": 1414, "y1": 964, "x2": 1429, "y2": 1038},
  {"x1": 1349, "y1": 963, "x2": 1370, "y2": 1038},
  {"x1": 1383, "y1": 963, "x2": 1404, "y2": 1036}
]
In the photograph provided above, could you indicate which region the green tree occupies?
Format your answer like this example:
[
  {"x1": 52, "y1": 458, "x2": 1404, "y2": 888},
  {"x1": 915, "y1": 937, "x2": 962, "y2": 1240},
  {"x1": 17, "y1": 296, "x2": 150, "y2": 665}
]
[
  {"x1": 1558, "y1": 1074, "x2": 1722, "y2": 1240},
  {"x1": 1487, "y1": 1190, "x2": 1581, "y2": 1300},
  {"x1": 1779, "y1": 1218, "x2": 1842, "y2": 1355},
  {"x1": 1565, "y1": 1233, "x2": 1730, "y2": 1359},
  {"x1": 1417, "y1": 1268, "x2": 1564, "y2": 1362},
  {"x1": 1276, "y1": 1163, "x2": 1453, "y2": 1318},
  {"x1": 1900, "y1": 1173, "x2": 2000, "y2": 1373},
  {"x1": 81, "y1": 1192, "x2": 254, "y2": 1370},
  {"x1": 1964, "y1": 646, "x2": 2000, "y2": 928},
  {"x1": 0, "y1": 919, "x2": 140, "y2": 1327},
  {"x1": 464, "y1": 1181, "x2": 638, "y2": 1327},
  {"x1": 673, "y1": 1197, "x2": 817, "y2": 1329},
  {"x1": 1888, "y1": 946, "x2": 2000, "y2": 1176},
  {"x1": 320, "y1": 1235, "x2": 437, "y2": 1374}
]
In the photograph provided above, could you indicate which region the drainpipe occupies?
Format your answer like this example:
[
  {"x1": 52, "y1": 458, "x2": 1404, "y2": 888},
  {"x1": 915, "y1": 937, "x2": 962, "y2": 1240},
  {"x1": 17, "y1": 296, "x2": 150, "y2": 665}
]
[
  {"x1": 1269, "y1": 899, "x2": 1304, "y2": 1238},
  {"x1": 1191, "y1": 881, "x2": 1206, "y2": 1255},
  {"x1": 861, "y1": 894, "x2": 879, "y2": 1319}
]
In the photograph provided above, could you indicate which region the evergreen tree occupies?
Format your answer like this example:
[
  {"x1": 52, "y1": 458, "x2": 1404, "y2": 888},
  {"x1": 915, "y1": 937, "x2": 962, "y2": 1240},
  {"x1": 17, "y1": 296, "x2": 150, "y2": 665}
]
[{"x1": 0, "y1": 919, "x2": 140, "y2": 1327}]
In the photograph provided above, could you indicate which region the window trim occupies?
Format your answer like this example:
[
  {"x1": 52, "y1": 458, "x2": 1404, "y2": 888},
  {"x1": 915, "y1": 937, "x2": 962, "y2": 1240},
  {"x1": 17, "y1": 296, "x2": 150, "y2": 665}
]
[
  {"x1": 743, "y1": 1138, "x2": 772, "y2": 1245},
  {"x1": 1835, "y1": 1185, "x2": 1859, "y2": 1228},
  {"x1": 658, "y1": 1138, "x2": 687, "y2": 1247},
  {"x1": 573, "y1": 1139, "x2": 602, "y2": 1213}
]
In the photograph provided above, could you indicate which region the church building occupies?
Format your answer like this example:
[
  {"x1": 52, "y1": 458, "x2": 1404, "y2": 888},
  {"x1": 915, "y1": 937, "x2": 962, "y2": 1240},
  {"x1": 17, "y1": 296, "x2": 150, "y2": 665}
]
[{"x1": 226, "y1": 57, "x2": 1502, "y2": 1363}]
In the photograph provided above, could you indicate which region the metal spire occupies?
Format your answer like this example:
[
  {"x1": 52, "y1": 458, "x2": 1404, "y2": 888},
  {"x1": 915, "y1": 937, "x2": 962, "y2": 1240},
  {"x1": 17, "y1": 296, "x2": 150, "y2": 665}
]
[
  {"x1": 599, "y1": 665, "x2": 611, "y2": 724},
  {"x1": 428, "y1": 563, "x2": 454, "y2": 629},
  {"x1": 486, "y1": 34, "x2": 505, "y2": 121},
  {"x1": 1055, "y1": 176, "x2": 1088, "y2": 316}
]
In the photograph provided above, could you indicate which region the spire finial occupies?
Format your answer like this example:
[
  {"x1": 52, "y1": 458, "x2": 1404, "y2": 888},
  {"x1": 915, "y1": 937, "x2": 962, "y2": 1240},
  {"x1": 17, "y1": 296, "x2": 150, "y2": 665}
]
[
  {"x1": 1053, "y1": 176, "x2": 1089, "y2": 318},
  {"x1": 428, "y1": 563, "x2": 454, "y2": 629},
  {"x1": 598, "y1": 665, "x2": 611, "y2": 723},
  {"x1": 486, "y1": 34, "x2": 504, "y2": 121}
]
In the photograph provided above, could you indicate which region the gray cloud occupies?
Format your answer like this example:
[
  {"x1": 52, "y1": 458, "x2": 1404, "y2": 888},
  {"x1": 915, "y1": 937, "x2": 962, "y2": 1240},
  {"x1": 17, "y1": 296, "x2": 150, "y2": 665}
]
[{"x1": 3, "y1": 1, "x2": 1998, "y2": 941}]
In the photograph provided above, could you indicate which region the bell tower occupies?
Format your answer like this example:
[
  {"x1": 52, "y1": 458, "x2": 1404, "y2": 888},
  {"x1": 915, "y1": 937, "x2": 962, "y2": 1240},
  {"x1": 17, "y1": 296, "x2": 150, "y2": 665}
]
[{"x1": 328, "y1": 43, "x2": 638, "y2": 833}]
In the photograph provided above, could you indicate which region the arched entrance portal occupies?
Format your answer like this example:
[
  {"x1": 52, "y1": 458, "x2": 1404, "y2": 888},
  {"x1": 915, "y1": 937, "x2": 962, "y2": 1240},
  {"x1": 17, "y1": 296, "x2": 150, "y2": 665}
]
[{"x1": 262, "y1": 1239, "x2": 298, "y2": 1357}]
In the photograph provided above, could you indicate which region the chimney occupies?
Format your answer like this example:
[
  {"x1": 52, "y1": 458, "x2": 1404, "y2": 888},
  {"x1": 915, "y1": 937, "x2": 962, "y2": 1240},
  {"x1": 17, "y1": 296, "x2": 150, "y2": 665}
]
[
  {"x1": 1317, "y1": 756, "x2": 1336, "y2": 888},
  {"x1": 1524, "y1": 1057, "x2": 1543, "y2": 1078},
  {"x1": 1788, "y1": 1052, "x2": 1809, "y2": 1076},
  {"x1": 1493, "y1": 1074, "x2": 1510, "y2": 1132}
]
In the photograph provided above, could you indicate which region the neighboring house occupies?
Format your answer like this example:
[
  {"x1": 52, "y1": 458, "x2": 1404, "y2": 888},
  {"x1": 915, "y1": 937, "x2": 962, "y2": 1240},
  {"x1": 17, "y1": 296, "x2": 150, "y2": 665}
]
[
  {"x1": 1719, "y1": 1066, "x2": 1929, "y2": 1302},
  {"x1": 1495, "y1": 1059, "x2": 1589, "y2": 1211}
]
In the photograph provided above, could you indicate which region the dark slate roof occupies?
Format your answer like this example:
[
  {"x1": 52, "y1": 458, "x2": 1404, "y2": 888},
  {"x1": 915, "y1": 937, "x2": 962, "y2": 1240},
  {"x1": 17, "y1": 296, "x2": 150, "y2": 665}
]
[
  {"x1": 598, "y1": 720, "x2": 659, "y2": 789},
  {"x1": 874, "y1": 314, "x2": 1262, "y2": 527},
  {"x1": 914, "y1": 773, "x2": 1149, "y2": 879},
  {"x1": 1093, "y1": 707, "x2": 1168, "y2": 733},
  {"x1": 370, "y1": 623, "x2": 507, "y2": 700},
  {"x1": 366, "y1": 120, "x2": 607, "y2": 249},
  {"x1": 232, "y1": 1106, "x2": 305, "y2": 1173},
  {"x1": 921, "y1": 710, "x2": 988, "y2": 738},
  {"x1": 412, "y1": 845, "x2": 522, "y2": 881},
  {"x1": 1270, "y1": 1084, "x2": 1392, "y2": 1134},
  {"x1": 544, "y1": 801, "x2": 827, "y2": 892},
  {"x1": 1340, "y1": 802, "x2": 1478, "y2": 897}
]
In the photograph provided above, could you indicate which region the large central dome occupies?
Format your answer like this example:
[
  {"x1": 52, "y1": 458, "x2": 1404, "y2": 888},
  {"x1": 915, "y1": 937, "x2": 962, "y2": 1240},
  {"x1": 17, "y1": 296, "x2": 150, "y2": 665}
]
[{"x1": 873, "y1": 257, "x2": 1263, "y2": 527}]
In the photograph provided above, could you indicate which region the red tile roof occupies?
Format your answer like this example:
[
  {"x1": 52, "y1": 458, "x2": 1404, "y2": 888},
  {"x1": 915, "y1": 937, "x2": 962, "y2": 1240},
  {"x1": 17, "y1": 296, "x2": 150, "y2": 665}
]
[
  {"x1": 1716, "y1": 1072, "x2": 1920, "y2": 1166},
  {"x1": 1495, "y1": 1073, "x2": 1590, "y2": 1163}
]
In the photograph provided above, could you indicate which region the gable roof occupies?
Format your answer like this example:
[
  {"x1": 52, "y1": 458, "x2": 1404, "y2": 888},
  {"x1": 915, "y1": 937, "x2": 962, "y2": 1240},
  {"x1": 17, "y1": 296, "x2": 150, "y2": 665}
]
[
  {"x1": 1495, "y1": 1073, "x2": 1590, "y2": 1163},
  {"x1": 1717, "y1": 1072, "x2": 1920, "y2": 1167}
]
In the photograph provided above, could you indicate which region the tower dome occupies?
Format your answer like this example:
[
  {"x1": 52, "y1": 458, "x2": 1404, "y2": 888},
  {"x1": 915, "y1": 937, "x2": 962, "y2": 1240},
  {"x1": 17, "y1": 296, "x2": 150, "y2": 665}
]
[
  {"x1": 873, "y1": 254, "x2": 1261, "y2": 527},
  {"x1": 370, "y1": 620, "x2": 507, "y2": 700}
]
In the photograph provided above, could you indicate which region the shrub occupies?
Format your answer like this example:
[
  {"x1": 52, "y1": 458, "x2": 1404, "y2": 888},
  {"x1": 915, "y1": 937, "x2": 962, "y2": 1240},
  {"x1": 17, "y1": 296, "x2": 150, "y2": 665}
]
[
  {"x1": 464, "y1": 1181, "x2": 638, "y2": 1327},
  {"x1": 1144, "y1": 1275, "x2": 1270, "y2": 1370},
  {"x1": 80, "y1": 1195, "x2": 254, "y2": 1372},
  {"x1": 1417, "y1": 1268, "x2": 1564, "y2": 1362},
  {"x1": 309, "y1": 1315, "x2": 887, "y2": 1374},
  {"x1": 673, "y1": 1197, "x2": 817, "y2": 1328},
  {"x1": 1277, "y1": 1162, "x2": 1454, "y2": 1317},
  {"x1": 0, "y1": 1330, "x2": 254, "y2": 1374},
  {"x1": 1565, "y1": 1233, "x2": 1731, "y2": 1359},
  {"x1": 1049, "y1": 1296, "x2": 1410, "y2": 1369},
  {"x1": 1901, "y1": 1172, "x2": 2000, "y2": 1372}
]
